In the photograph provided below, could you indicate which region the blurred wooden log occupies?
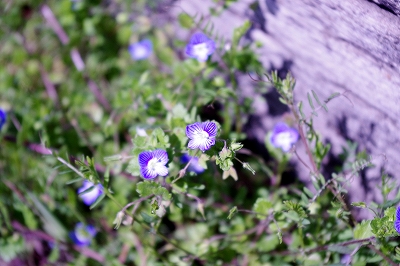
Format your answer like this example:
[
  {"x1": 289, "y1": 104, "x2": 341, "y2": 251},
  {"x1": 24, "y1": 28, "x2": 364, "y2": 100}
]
[{"x1": 173, "y1": 0, "x2": 400, "y2": 213}]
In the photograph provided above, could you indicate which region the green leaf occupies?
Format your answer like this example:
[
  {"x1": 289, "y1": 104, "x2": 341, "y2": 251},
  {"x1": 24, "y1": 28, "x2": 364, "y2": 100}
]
[
  {"x1": 126, "y1": 158, "x2": 141, "y2": 176},
  {"x1": 103, "y1": 154, "x2": 123, "y2": 162},
  {"x1": 65, "y1": 177, "x2": 84, "y2": 185},
  {"x1": 232, "y1": 20, "x2": 251, "y2": 47},
  {"x1": 28, "y1": 193, "x2": 67, "y2": 241},
  {"x1": 253, "y1": 198, "x2": 272, "y2": 219},
  {"x1": 283, "y1": 200, "x2": 307, "y2": 219},
  {"x1": 327, "y1": 245, "x2": 353, "y2": 254},
  {"x1": 351, "y1": 202, "x2": 367, "y2": 208},
  {"x1": 256, "y1": 234, "x2": 280, "y2": 252},
  {"x1": 230, "y1": 141, "x2": 243, "y2": 152},
  {"x1": 312, "y1": 90, "x2": 328, "y2": 112},
  {"x1": 140, "y1": 211, "x2": 157, "y2": 223},
  {"x1": 354, "y1": 220, "x2": 373, "y2": 239},
  {"x1": 227, "y1": 206, "x2": 237, "y2": 220},
  {"x1": 136, "y1": 181, "x2": 171, "y2": 200},
  {"x1": 303, "y1": 187, "x2": 314, "y2": 199},
  {"x1": 307, "y1": 92, "x2": 315, "y2": 110},
  {"x1": 298, "y1": 101, "x2": 306, "y2": 120},
  {"x1": 133, "y1": 136, "x2": 148, "y2": 148},
  {"x1": 326, "y1": 92, "x2": 341, "y2": 102}
]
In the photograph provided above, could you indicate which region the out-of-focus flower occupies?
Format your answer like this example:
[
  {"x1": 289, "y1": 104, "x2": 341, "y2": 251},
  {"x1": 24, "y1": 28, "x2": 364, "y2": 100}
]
[
  {"x1": 128, "y1": 39, "x2": 152, "y2": 60},
  {"x1": 340, "y1": 254, "x2": 351, "y2": 265},
  {"x1": 181, "y1": 154, "x2": 205, "y2": 174},
  {"x1": 186, "y1": 121, "x2": 217, "y2": 152},
  {"x1": 78, "y1": 181, "x2": 103, "y2": 206},
  {"x1": 394, "y1": 206, "x2": 400, "y2": 234},
  {"x1": 185, "y1": 33, "x2": 215, "y2": 62},
  {"x1": 0, "y1": 109, "x2": 6, "y2": 129},
  {"x1": 70, "y1": 223, "x2": 96, "y2": 247},
  {"x1": 270, "y1": 122, "x2": 299, "y2": 152},
  {"x1": 138, "y1": 149, "x2": 169, "y2": 179}
]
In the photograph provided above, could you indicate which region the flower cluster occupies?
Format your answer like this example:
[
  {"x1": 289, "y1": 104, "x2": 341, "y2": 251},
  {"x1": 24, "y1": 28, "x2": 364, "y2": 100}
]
[
  {"x1": 69, "y1": 223, "x2": 96, "y2": 247},
  {"x1": 128, "y1": 39, "x2": 152, "y2": 60},
  {"x1": 270, "y1": 122, "x2": 299, "y2": 152},
  {"x1": 394, "y1": 206, "x2": 400, "y2": 234},
  {"x1": 138, "y1": 121, "x2": 217, "y2": 179},
  {"x1": 185, "y1": 33, "x2": 215, "y2": 62},
  {"x1": 78, "y1": 181, "x2": 104, "y2": 206}
]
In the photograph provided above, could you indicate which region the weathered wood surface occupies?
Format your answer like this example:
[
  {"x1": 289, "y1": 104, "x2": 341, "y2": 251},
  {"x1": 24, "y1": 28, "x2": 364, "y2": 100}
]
[{"x1": 173, "y1": 0, "x2": 400, "y2": 213}]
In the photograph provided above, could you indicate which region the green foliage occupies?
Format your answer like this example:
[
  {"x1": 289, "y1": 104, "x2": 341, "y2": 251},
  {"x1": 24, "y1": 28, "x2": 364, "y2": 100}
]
[
  {"x1": 370, "y1": 207, "x2": 397, "y2": 238},
  {"x1": 253, "y1": 198, "x2": 272, "y2": 219},
  {"x1": 136, "y1": 181, "x2": 171, "y2": 200},
  {"x1": 354, "y1": 220, "x2": 374, "y2": 239},
  {"x1": 1, "y1": 0, "x2": 398, "y2": 265}
]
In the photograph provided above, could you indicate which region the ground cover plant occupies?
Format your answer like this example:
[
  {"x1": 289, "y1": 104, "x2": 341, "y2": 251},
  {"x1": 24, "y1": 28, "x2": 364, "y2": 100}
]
[{"x1": 1, "y1": 0, "x2": 400, "y2": 265}]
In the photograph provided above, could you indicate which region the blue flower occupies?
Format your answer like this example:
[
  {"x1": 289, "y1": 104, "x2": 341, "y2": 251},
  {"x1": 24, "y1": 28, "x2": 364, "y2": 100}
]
[
  {"x1": 128, "y1": 39, "x2": 152, "y2": 60},
  {"x1": 69, "y1": 223, "x2": 96, "y2": 247},
  {"x1": 186, "y1": 121, "x2": 217, "y2": 152},
  {"x1": 394, "y1": 206, "x2": 400, "y2": 234},
  {"x1": 78, "y1": 181, "x2": 103, "y2": 206},
  {"x1": 185, "y1": 33, "x2": 215, "y2": 62},
  {"x1": 138, "y1": 149, "x2": 169, "y2": 179},
  {"x1": 270, "y1": 122, "x2": 299, "y2": 152},
  {"x1": 0, "y1": 109, "x2": 6, "y2": 130},
  {"x1": 181, "y1": 154, "x2": 205, "y2": 174}
]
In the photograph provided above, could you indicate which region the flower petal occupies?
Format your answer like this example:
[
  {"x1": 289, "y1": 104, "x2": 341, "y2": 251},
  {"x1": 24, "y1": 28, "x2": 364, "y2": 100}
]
[
  {"x1": 78, "y1": 181, "x2": 103, "y2": 206},
  {"x1": 140, "y1": 166, "x2": 158, "y2": 179},
  {"x1": 397, "y1": 206, "x2": 400, "y2": 220},
  {"x1": 186, "y1": 122, "x2": 203, "y2": 139},
  {"x1": 198, "y1": 138, "x2": 215, "y2": 152},
  {"x1": 188, "y1": 138, "x2": 202, "y2": 150},
  {"x1": 202, "y1": 121, "x2": 217, "y2": 137},
  {"x1": 155, "y1": 165, "x2": 169, "y2": 177},
  {"x1": 188, "y1": 32, "x2": 210, "y2": 45},
  {"x1": 270, "y1": 123, "x2": 299, "y2": 152},
  {"x1": 152, "y1": 149, "x2": 169, "y2": 165},
  {"x1": 70, "y1": 223, "x2": 96, "y2": 247},
  {"x1": 138, "y1": 151, "x2": 153, "y2": 167},
  {"x1": 273, "y1": 122, "x2": 290, "y2": 134},
  {"x1": 128, "y1": 39, "x2": 152, "y2": 60},
  {"x1": 395, "y1": 219, "x2": 400, "y2": 234},
  {"x1": 0, "y1": 109, "x2": 6, "y2": 129}
]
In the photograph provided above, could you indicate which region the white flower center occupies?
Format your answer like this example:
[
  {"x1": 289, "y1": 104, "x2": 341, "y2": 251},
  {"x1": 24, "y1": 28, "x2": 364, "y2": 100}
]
[
  {"x1": 133, "y1": 45, "x2": 148, "y2": 59},
  {"x1": 196, "y1": 130, "x2": 209, "y2": 140},
  {"x1": 148, "y1": 157, "x2": 162, "y2": 170},
  {"x1": 75, "y1": 227, "x2": 91, "y2": 242},
  {"x1": 193, "y1": 43, "x2": 209, "y2": 61},
  {"x1": 276, "y1": 132, "x2": 293, "y2": 149}
]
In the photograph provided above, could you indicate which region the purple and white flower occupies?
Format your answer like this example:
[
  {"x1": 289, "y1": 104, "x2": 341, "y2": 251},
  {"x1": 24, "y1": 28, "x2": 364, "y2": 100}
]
[
  {"x1": 69, "y1": 223, "x2": 96, "y2": 247},
  {"x1": 394, "y1": 206, "x2": 400, "y2": 234},
  {"x1": 186, "y1": 121, "x2": 217, "y2": 152},
  {"x1": 181, "y1": 154, "x2": 205, "y2": 174},
  {"x1": 128, "y1": 39, "x2": 152, "y2": 60},
  {"x1": 78, "y1": 181, "x2": 103, "y2": 206},
  {"x1": 0, "y1": 109, "x2": 6, "y2": 130},
  {"x1": 185, "y1": 33, "x2": 215, "y2": 62},
  {"x1": 270, "y1": 122, "x2": 299, "y2": 152},
  {"x1": 138, "y1": 149, "x2": 169, "y2": 179}
]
